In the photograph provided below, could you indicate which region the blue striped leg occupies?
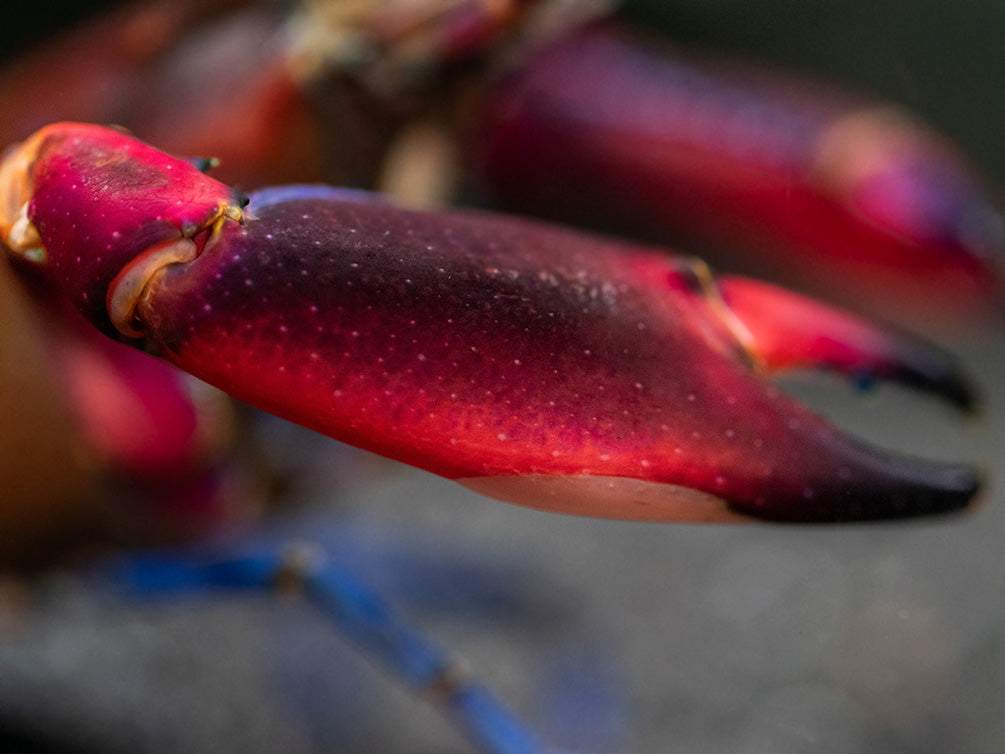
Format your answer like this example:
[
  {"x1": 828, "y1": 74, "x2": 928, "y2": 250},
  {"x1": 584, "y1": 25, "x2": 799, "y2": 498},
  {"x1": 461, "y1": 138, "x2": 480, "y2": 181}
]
[{"x1": 112, "y1": 544, "x2": 573, "y2": 754}]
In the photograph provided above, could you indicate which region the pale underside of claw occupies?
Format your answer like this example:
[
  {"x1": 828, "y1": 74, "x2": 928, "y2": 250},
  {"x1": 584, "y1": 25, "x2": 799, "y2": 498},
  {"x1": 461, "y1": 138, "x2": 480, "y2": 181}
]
[{"x1": 459, "y1": 475, "x2": 753, "y2": 523}]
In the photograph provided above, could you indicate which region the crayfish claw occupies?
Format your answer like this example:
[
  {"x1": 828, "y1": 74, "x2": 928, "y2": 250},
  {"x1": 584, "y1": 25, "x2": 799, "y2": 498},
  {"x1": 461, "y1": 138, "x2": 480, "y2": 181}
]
[
  {"x1": 717, "y1": 275, "x2": 978, "y2": 413},
  {"x1": 2, "y1": 123, "x2": 983, "y2": 526}
]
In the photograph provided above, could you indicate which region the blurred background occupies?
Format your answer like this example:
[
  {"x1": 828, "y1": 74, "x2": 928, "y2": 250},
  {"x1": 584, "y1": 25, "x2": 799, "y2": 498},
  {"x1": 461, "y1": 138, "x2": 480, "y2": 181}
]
[{"x1": 0, "y1": 1, "x2": 1002, "y2": 752}]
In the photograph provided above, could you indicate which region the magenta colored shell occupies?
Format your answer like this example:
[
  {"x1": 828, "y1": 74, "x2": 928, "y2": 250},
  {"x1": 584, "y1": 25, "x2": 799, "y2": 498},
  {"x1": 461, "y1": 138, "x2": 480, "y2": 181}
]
[
  {"x1": 6, "y1": 126, "x2": 978, "y2": 523},
  {"x1": 23, "y1": 124, "x2": 244, "y2": 331}
]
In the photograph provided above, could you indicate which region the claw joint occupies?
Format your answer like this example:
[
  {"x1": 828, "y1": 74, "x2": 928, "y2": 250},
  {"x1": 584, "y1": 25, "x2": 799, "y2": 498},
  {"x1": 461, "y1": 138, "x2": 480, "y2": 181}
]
[{"x1": 107, "y1": 199, "x2": 244, "y2": 339}]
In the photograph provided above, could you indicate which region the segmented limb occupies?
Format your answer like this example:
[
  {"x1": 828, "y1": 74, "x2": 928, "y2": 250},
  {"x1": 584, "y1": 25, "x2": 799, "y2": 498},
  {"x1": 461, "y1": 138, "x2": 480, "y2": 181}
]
[{"x1": 113, "y1": 544, "x2": 569, "y2": 754}]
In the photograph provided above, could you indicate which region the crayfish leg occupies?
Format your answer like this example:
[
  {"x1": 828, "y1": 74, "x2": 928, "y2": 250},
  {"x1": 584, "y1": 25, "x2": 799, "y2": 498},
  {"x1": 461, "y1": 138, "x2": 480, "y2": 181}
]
[{"x1": 111, "y1": 543, "x2": 551, "y2": 754}]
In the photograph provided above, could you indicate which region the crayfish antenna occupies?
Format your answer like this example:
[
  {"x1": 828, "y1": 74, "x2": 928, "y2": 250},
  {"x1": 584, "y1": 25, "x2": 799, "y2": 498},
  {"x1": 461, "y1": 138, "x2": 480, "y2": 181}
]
[{"x1": 717, "y1": 275, "x2": 978, "y2": 413}]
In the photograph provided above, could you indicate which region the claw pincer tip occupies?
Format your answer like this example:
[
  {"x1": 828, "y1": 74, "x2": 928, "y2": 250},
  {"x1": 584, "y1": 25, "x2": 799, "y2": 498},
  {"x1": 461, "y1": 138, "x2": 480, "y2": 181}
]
[{"x1": 0, "y1": 123, "x2": 983, "y2": 524}]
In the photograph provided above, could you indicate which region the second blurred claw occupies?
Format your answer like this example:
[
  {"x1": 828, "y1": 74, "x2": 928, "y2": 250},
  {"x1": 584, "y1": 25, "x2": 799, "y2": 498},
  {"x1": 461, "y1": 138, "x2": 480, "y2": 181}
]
[{"x1": 467, "y1": 17, "x2": 1005, "y2": 326}]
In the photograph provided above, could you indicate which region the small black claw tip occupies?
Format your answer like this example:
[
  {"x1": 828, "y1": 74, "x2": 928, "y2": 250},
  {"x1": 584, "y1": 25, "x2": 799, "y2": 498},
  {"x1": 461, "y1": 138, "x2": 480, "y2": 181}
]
[
  {"x1": 838, "y1": 459, "x2": 981, "y2": 522},
  {"x1": 896, "y1": 363, "x2": 979, "y2": 415},
  {"x1": 881, "y1": 333, "x2": 981, "y2": 415}
]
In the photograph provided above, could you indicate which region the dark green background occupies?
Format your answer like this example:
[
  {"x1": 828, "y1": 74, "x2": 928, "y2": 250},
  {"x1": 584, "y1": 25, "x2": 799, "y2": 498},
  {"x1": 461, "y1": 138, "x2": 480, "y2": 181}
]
[{"x1": 623, "y1": 0, "x2": 1005, "y2": 177}]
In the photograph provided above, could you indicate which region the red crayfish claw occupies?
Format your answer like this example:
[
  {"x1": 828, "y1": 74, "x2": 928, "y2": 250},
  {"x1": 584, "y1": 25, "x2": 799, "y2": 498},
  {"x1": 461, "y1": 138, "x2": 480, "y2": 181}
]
[{"x1": 0, "y1": 123, "x2": 982, "y2": 525}]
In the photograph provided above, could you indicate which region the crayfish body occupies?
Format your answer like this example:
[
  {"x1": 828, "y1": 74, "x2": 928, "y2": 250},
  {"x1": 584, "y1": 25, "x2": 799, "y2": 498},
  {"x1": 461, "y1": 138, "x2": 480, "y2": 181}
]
[{"x1": 0, "y1": 123, "x2": 981, "y2": 524}]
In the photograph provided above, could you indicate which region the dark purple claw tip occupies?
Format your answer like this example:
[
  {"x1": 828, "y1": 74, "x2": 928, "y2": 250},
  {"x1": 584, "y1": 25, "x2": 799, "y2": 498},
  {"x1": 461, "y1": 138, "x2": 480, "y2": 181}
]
[{"x1": 730, "y1": 453, "x2": 981, "y2": 523}]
